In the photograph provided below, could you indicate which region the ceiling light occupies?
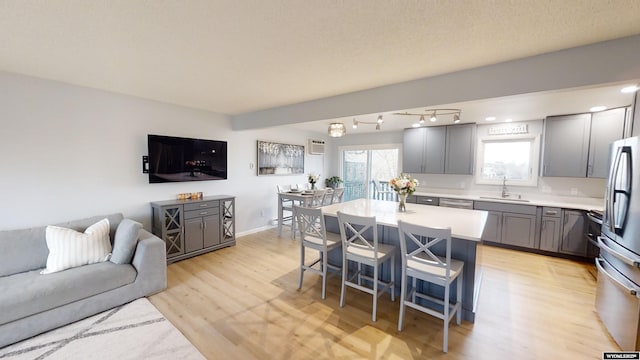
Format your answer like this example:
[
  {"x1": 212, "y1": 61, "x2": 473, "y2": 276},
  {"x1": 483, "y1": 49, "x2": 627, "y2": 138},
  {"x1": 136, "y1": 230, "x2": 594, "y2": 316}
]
[
  {"x1": 412, "y1": 123, "x2": 420, "y2": 128},
  {"x1": 485, "y1": 116, "x2": 496, "y2": 121},
  {"x1": 377, "y1": 115, "x2": 384, "y2": 124},
  {"x1": 453, "y1": 113, "x2": 461, "y2": 124},
  {"x1": 328, "y1": 123, "x2": 346, "y2": 137},
  {"x1": 393, "y1": 109, "x2": 462, "y2": 126},
  {"x1": 351, "y1": 117, "x2": 382, "y2": 131},
  {"x1": 419, "y1": 115, "x2": 425, "y2": 124},
  {"x1": 621, "y1": 85, "x2": 639, "y2": 93},
  {"x1": 352, "y1": 119, "x2": 358, "y2": 129},
  {"x1": 430, "y1": 112, "x2": 437, "y2": 122},
  {"x1": 505, "y1": 118, "x2": 513, "y2": 122},
  {"x1": 590, "y1": 106, "x2": 607, "y2": 112}
]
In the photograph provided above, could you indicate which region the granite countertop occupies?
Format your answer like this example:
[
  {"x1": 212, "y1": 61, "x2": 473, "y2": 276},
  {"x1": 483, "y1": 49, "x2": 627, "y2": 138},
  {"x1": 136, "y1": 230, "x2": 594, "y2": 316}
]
[
  {"x1": 411, "y1": 190, "x2": 604, "y2": 212},
  {"x1": 321, "y1": 198, "x2": 488, "y2": 241}
]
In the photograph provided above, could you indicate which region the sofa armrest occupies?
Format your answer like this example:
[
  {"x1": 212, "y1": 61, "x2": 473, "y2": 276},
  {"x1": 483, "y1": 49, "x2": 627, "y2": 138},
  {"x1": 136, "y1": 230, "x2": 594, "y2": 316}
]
[{"x1": 131, "y1": 229, "x2": 167, "y2": 296}]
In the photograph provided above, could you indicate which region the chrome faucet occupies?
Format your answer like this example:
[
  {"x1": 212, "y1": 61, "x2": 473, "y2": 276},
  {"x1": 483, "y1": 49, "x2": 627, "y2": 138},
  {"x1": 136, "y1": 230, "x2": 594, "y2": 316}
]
[{"x1": 501, "y1": 177, "x2": 509, "y2": 198}]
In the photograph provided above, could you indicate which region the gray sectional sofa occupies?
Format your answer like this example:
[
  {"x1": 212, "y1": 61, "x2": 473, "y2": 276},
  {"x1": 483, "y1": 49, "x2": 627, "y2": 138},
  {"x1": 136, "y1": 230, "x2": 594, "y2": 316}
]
[{"x1": 0, "y1": 213, "x2": 167, "y2": 348}]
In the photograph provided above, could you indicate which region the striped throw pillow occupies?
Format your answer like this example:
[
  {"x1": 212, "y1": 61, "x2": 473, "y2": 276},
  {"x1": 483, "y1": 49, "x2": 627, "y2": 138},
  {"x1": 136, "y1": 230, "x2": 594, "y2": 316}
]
[{"x1": 40, "y1": 218, "x2": 112, "y2": 274}]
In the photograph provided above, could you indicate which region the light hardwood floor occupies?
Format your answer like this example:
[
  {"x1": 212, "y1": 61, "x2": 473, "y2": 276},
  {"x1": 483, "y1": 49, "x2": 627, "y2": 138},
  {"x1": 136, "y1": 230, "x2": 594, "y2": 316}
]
[{"x1": 149, "y1": 228, "x2": 619, "y2": 359}]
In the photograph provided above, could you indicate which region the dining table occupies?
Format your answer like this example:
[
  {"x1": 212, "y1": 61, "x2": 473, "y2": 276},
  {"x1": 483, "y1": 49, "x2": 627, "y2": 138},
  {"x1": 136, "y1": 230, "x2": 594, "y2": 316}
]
[
  {"x1": 320, "y1": 198, "x2": 488, "y2": 323},
  {"x1": 277, "y1": 189, "x2": 333, "y2": 237}
]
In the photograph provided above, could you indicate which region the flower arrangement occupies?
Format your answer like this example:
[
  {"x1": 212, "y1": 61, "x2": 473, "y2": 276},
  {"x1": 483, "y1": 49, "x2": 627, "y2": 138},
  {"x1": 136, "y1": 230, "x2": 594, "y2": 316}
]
[
  {"x1": 308, "y1": 172, "x2": 320, "y2": 189},
  {"x1": 389, "y1": 173, "x2": 419, "y2": 196}
]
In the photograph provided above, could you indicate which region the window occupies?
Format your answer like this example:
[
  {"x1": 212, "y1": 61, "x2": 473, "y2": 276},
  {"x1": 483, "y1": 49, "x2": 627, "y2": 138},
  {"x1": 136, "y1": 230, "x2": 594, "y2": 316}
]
[
  {"x1": 339, "y1": 144, "x2": 401, "y2": 201},
  {"x1": 475, "y1": 135, "x2": 540, "y2": 186}
]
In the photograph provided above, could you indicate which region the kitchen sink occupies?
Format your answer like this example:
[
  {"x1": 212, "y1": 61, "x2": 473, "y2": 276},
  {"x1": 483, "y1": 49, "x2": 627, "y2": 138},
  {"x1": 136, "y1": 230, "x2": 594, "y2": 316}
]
[{"x1": 478, "y1": 196, "x2": 530, "y2": 203}]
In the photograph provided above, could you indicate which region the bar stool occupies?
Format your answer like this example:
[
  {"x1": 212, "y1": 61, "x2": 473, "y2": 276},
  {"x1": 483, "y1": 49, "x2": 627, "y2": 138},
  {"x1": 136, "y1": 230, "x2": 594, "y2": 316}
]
[
  {"x1": 336, "y1": 211, "x2": 395, "y2": 322},
  {"x1": 397, "y1": 220, "x2": 464, "y2": 353},
  {"x1": 295, "y1": 205, "x2": 342, "y2": 299}
]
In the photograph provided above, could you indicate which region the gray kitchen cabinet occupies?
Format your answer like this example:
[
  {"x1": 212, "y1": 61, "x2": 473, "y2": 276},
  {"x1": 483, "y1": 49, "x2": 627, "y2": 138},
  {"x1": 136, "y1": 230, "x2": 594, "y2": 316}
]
[
  {"x1": 151, "y1": 195, "x2": 235, "y2": 264},
  {"x1": 402, "y1": 128, "x2": 425, "y2": 173},
  {"x1": 539, "y1": 207, "x2": 562, "y2": 252},
  {"x1": 501, "y1": 212, "x2": 537, "y2": 248},
  {"x1": 542, "y1": 113, "x2": 591, "y2": 177},
  {"x1": 415, "y1": 195, "x2": 440, "y2": 206},
  {"x1": 481, "y1": 211, "x2": 502, "y2": 243},
  {"x1": 560, "y1": 210, "x2": 587, "y2": 256},
  {"x1": 588, "y1": 108, "x2": 627, "y2": 178},
  {"x1": 403, "y1": 124, "x2": 473, "y2": 174},
  {"x1": 474, "y1": 201, "x2": 539, "y2": 249},
  {"x1": 445, "y1": 123, "x2": 475, "y2": 175},
  {"x1": 402, "y1": 126, "x2": 446, "y2": 173}
]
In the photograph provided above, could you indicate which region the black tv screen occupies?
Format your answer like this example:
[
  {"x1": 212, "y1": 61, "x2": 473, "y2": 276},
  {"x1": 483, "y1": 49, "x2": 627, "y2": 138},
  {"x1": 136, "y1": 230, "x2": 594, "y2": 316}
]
[{"x1": 147, "y1": 134, "x2": 227, "y2": 183}]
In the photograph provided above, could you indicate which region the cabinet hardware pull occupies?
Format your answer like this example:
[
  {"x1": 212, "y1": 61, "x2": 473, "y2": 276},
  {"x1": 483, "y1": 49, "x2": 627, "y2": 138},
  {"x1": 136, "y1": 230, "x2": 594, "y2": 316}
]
[
  {"x1": 200, "y1": 212, "x2": 208, "y2": 215},
  {"x1": 546, "y1": 211, "x2": 557, "y2": 215},
  {"x1": 199, "y1": 204, "x2": 208, "y2": 207}
]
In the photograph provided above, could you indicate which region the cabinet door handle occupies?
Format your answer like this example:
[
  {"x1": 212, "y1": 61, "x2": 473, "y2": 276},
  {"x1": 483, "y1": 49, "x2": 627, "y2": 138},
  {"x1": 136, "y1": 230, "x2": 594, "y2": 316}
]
[
  {"x1": 545, "y1": 211, "x2": 557, "y2": 216},
  {"x1": 200, "y1": 211, "x2": 208, "y2": 215},
  {"x1": 199, "y1": 204, "x2": 208, "y2": 207},
  {"x1": 426, "y1": 199, "x2": 433, "y2": 202}
]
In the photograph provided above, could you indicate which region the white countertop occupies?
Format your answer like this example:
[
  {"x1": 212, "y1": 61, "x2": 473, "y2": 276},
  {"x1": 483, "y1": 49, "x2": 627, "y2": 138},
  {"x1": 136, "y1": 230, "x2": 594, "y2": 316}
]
[
  {"x1": 321, "y1": 199, "x2": 488, "y2": 242},
  {"x1": 411, "y1": 191, "x2": 605, "y2": 212}
]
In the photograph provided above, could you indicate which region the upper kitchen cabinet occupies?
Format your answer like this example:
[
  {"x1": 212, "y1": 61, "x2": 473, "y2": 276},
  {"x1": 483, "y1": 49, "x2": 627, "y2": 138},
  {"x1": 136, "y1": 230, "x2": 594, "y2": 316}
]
[
  {"x1": 588, "y1": 108, "x2": 627, "y2": 178},
  {"x1": 542, "y1": 108, "x2": 627, "y2": 178},
  {"x1": 402, "y1": 123, "x2": 474, "y2": 175},
  {"x1": 542, "y1": 113, "x2": 591, "y2": 177},
  {"x1": 445, "y1": 123, "x2": 476, "y2": 175}
]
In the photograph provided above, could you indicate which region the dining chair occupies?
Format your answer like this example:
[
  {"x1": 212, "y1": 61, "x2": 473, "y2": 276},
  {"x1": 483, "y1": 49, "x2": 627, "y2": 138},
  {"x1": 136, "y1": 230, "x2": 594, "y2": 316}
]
[
  {"x1": 336, "y1": 211, "x2": 395, "y2": 322},
  {"x1": 277, "y1": 185, "x2": 299, "y2": 237},
  {"x1": 294, "y1": 205, "x2": 342, "y2": 299},
  {"x1": 330, "y1": 188, "x2": 345, "y2": 204},
  {"x1": 396, "y1": 220, "x2": 464, "y2": 353},
  {"x1": 309, "y1": 189, "x2": 327, "y2": 207}
]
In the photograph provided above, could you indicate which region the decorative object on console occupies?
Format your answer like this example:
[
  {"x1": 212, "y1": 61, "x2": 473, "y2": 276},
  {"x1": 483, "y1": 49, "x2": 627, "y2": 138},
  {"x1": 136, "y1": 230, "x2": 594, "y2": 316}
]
[
  {"x1": 257, "y1": 140, "x2": 305, "y2": 175},
  {"x1": 389, "y1": 173, "x2": 419, "y2": 212}
]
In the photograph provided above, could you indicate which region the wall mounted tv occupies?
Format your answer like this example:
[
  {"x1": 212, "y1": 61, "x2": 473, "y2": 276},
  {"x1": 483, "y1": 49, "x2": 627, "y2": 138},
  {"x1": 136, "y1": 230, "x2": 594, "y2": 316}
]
[{"x1": 147, "y1": 134, "x2": 227, "y2": 183}]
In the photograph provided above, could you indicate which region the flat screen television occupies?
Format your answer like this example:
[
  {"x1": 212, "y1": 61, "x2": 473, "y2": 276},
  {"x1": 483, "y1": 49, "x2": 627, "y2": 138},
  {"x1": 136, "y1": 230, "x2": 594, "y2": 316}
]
[{"x1": 147, "y1": 134, "x2": 227, "y2": 183}]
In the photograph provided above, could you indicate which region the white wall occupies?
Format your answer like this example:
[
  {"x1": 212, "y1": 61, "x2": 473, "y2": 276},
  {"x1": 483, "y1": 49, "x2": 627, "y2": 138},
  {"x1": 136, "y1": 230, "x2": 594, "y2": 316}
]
[{"x1": 0, "y1": 72, "x2": 329, "y2": 233}]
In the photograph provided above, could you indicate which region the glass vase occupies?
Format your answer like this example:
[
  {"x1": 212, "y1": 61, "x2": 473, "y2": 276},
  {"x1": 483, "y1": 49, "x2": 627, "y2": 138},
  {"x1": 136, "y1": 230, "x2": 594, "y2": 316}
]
[
  {"x1": 398, "y1": 193, "x2": 407, "y2": 212},
  {"x1": 310, "y1": 182, "x2": 315, "y2": 190}
]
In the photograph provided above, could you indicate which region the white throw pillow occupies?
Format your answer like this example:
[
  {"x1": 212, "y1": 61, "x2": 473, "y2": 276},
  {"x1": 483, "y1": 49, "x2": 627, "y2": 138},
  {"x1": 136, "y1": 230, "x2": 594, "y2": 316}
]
[{"x1": 41, "y1": 218, "x2": 112, "y2": 274}]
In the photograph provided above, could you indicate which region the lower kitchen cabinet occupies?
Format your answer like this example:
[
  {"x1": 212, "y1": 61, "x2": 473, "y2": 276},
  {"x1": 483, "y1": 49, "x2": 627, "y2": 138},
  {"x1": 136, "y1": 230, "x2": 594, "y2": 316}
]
[
  {"x1": 559, "y1": 210, "x2": 587, "y2": 256},
  {"x1": 474, "y1": 201, "x2": 538, "y2": 250},
  {"x1": 501, "y1": 212, "x2": 537, "y2": 248},
  {"x1": 151, "y1": 195, "x2": 236, "y2": 264},
  {"x1": 539, "y1": 207, "x2": 562, "y2": 252}
]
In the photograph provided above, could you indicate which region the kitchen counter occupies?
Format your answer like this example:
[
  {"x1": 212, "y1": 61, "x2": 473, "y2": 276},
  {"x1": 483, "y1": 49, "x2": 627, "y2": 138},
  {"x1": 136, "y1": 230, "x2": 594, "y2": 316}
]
[
  {"x1": 321, "y1": 198, "x2": 488, "y2": 322},
  {"x1": 411, "y1": 190, "x2": 604, "y2": 211},
  {"x1": 321, "y1": 198, "x2": 487, "y2": 241}
]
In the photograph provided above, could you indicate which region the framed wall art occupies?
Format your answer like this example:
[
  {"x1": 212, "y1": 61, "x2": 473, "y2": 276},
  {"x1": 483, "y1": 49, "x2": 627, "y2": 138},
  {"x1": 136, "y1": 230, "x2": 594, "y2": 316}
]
[{"x1": 257, "y1": 140, "x2": 305, "y2": 175}]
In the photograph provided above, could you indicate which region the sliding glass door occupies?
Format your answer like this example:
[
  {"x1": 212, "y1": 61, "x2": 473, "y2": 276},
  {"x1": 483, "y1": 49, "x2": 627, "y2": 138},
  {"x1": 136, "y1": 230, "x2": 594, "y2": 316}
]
[{"x1": 340, "y1": 145, "x2": 401, "y2": 201}]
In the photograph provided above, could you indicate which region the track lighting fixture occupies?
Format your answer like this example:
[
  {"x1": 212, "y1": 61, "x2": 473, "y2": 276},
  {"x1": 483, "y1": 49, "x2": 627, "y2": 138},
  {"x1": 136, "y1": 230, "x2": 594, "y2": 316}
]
[
  {"x1": 393, "y1": 109, "x2": 462, "y2": 127},
  {"x1": 352, "y1": 116, "x2": 383, "y2": 131}
]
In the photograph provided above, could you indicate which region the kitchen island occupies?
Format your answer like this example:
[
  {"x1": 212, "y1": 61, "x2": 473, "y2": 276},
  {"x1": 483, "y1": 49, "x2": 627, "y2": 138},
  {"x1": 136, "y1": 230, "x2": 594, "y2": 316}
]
[{"x1": 321, "y1": 198, "x2": 488, "y2": 322}]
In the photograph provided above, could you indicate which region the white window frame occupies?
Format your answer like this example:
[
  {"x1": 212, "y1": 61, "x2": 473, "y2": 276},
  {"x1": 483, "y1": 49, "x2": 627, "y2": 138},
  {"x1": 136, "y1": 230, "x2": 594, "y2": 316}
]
[{"x1": 475, "y1": 134, "x2": 541, "y2": 187}]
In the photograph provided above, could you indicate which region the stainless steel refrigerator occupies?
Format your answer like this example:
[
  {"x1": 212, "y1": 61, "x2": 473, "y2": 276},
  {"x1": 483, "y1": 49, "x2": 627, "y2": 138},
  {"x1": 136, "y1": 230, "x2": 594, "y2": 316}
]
[{"x1": 596, "y1": 136, "x2": 640, "y2": 351}]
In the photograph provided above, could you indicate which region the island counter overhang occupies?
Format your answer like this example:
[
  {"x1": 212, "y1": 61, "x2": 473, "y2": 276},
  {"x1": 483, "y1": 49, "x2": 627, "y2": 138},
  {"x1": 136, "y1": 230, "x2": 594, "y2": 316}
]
[{"x1": 320, "y1": 198, "x2": 488, "y2": 323}]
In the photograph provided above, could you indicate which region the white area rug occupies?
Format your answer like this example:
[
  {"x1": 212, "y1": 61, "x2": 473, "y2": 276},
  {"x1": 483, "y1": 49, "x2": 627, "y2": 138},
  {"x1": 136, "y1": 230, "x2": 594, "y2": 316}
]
[{"x1": 0, "y1": 298, "x2": 205, "y2": 360}]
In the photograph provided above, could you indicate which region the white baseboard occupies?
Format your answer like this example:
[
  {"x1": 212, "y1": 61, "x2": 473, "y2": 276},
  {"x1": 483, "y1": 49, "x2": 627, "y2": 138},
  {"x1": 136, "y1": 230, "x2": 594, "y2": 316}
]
[{"x1": 236, "y1": 224, "x2": 276, "y2": 238}]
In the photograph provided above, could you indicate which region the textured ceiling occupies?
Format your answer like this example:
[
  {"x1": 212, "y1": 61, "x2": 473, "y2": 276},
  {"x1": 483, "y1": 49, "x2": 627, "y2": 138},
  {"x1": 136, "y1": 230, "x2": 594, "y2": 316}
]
[{"x1": 0, "y1": 1, "x2": 639, "y2": 116}]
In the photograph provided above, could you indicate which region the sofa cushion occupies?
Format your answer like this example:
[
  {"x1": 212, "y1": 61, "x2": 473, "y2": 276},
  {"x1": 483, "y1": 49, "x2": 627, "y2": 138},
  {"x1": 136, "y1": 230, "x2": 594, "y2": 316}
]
[
  {"x1": 110, "y1": 219, "x2": 142, "y2": 265},
  {"x1": 41, "y1": 219, "x2": 113, "y2": 274},
  {"x1": 0, "y1": 213, "x2": 123, "y2": 277},
  {"x1": 0, "y1": 261, "x2": 136, "y2": 325}
]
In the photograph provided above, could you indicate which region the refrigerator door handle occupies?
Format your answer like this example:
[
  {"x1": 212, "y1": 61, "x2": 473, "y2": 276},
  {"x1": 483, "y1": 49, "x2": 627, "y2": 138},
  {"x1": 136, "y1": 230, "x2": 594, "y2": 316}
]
[
  {"x1": 607, "y1": 147, "x2": 623, "y2": 233},
  {"x1": 596, "y1": 257, "x2": 640, "y2": 298},
  {"x1": 597, "y1": 236, "x2": 640, "y2": 267}
]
